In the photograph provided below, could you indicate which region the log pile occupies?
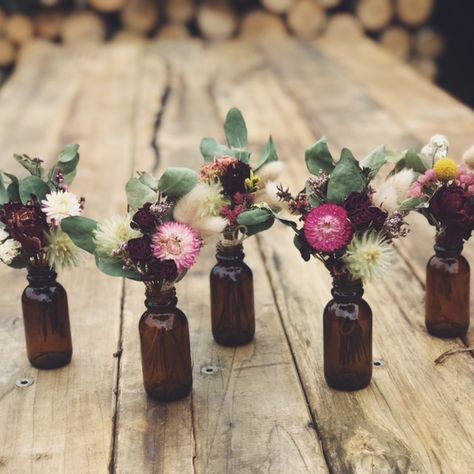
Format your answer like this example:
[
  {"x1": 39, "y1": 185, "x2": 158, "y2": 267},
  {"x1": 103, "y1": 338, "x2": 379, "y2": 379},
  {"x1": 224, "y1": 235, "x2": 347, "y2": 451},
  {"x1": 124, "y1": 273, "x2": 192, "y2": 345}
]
[{"x1": 0, "y1": 0, "x2": 443, "y2": 80}]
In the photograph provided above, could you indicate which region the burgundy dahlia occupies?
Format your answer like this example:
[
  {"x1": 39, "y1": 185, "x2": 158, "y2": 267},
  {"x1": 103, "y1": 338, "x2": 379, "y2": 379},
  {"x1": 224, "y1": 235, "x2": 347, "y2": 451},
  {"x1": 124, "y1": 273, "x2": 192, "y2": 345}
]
[
  {"x1": 429, "y1": 185, "x2": 470, "y2": 224},
  {"x1": 344, "y1": 192, "x2": 372, "y2": 213},
  {"x1": 1, "y1": 201, "x2": 47, "y2": 254},
  {"x1": 127, "y1": 236, "x2": 153, "y2": 264},
  {"x1": 344, "y1": 192, "x2": 387, "y2": 231},
  {"x1": 220, "y1": 160, "x2": 251, "y2": 197},
  {"x1": 131, "y1": 203, "x2": 156, "y2": 233}
]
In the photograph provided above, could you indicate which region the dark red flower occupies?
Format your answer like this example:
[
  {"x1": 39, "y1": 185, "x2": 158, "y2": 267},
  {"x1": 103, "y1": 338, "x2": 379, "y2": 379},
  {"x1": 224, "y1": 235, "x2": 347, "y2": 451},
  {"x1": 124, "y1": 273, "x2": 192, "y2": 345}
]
[
  {"x1": 344, "y1": 192, "x2": 371, "y2": 213},
  {"x1": 429, "y1": 185, "x2": 470, "y2": 224},
  {"x1": 220, "y1": 160, "x2": 251, "y2": 197},
  {"x1": 344, "y1": 192, "x2": 387, "y2": 231},
  {"x1": 127, "y1": 236, "x2": 152, "y2": 263},
  {"x1": 1, "y1": 201, "x2": 47, "y2": 254},
  {"x1": 131, "y1": 203, "x2": 156, "y2": 233},
  {"x1": 142, "y1": 259, "x2": 179, "y2": 282}
]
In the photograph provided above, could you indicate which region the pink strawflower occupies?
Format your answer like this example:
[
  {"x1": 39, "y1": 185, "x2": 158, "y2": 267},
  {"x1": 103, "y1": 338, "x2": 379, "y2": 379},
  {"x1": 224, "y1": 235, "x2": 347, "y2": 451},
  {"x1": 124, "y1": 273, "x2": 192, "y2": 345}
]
[
  {"x1": 151, "y1": 222, "x2": 202, "y2": 273},
  {"x1": 303, "y1": 204, "x2": 353, "y2": 253},
  {"x1": 469, "y1": 185, "x2": 474, "y2": 195},
  {"x1": 407, "y1": 183, "x2": 424, "y2": 198},
  {"x1": 457, "y1": 165, "x2": 474, "y2": 187},
  {"x1": 221, "y1": 204, "x2": 245, "y2": 225},
  {"x1": 418, "y1": 169, "x2": 436, "y2": 186}
]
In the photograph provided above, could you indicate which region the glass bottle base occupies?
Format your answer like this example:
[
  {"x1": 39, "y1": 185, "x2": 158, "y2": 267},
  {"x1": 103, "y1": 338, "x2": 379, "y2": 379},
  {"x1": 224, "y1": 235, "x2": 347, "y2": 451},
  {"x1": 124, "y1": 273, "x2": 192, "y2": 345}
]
[
  {"x1": 324, "y1": 372, "x2": 371, "y2": 391},
  {"x1": 212, "y1": 330, "x2": 254, "y2": 347},
  {"x1": 426, "y1": 322, "x2": 468, "y2": 338},
  {"x1": 29, "y1": 351, "x2": 72, "y2": 370},
  {"x1": 145, "y1": 382, "x2": 192, "y2": 402}
]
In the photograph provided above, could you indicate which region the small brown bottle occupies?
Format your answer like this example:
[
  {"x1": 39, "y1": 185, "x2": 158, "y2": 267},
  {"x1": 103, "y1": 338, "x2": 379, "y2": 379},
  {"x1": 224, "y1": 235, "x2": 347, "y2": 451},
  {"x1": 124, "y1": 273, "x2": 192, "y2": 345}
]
[
  {"x1": 323, "y1": 277, "x2": 372, "y2": 391},
  {"x1": 210, "y1": 242, "x2": 255, "y2": 346},
  {"x1": 22, "y1": 265, "x2": 72, "y2": 369},
  {"x1": 139, "y1": 285, "x2": 192, "y2": 402},
  {"x1": 426, "y1": 242, "x2": 470, "y2": 338}
]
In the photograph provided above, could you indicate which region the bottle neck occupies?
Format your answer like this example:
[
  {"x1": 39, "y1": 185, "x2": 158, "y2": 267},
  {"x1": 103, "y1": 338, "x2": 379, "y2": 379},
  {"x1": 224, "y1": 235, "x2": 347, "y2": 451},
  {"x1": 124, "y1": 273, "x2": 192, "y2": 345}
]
[
  {"x1": 216, "y1": 242, "x2": 244, "y2": 264},
  {"x1": 331, "y1": 277, "x2": 364, "y2": 303},
  {"x1": 27, "y1": 264, "x2": 57, "y2": 288},
  {"x1": 434, "y1": 234, "x2": 463, "y2": 258},
  {"x1": 144, "y1": 285, "x2": 177, "y2": 311}
]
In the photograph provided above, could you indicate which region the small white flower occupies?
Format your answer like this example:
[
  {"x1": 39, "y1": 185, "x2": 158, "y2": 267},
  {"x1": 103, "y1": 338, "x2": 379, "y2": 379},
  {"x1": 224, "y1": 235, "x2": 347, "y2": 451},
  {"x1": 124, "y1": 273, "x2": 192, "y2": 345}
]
[
  {"x1": 373, "y1": 169, "x2": 415, "y2": 213},
  {"x1": 46, "y1": 228, "x2": 84, "y2": 270},
  {"x1": 462, "y1": 145, "x2": 474, "y2": 171},
  {"x1": 42, "y1": 191, "x2": 82, "y2": 224},
  {"x1": 94, "y1": 214, "x2": 141, "y2": 257},
  {"x1": 0, "y1": 227, "x2": 9, "y2": 242},
  {"x1": 421, "y1": 134, "x2": 449, "y2": 165},
  {"x1": 343, "y1": 232, "x2": 395, "y2": 282},
  {"x1": 0, "y1": 239, "x2": 22, "y2": 265}
]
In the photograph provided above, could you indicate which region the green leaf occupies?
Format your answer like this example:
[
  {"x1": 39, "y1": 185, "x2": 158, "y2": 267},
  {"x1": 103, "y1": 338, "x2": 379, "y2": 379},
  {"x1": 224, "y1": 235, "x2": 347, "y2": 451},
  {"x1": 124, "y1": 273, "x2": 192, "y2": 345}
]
[
  {"x1": 158, "y1": 167, "x2": 198, "y2": 199},
  {"x1": 200, "y1": 138, "x2": 235, "y2": 162},
  {"x1": 305, "y1": 137, "x2": 335, "y2": 175},
  {"x1": 7, "y1": 182, "x2": 20, "y2": 202},
  {"x1": 125, "y1": 178, "x2": 157, "y2": 210},
  {"x1": 254, "y1": 136, "x2": 279, "y2": 172},
  {"x1": 326, "y1": 148, "x2": 365, "y2": 203},
  {"x1": 138, "y1": 171, "x2": 158, "y2": 191},
  {"x1": 399, "y1": 197, "x2": 424, "y2": 214},
  {"x1": 19, "y1": 176, "x2": 50, "y2": 204},
  {"x1": 8, "y1": 258, "x2": 27, "y2": 269},
  {"x1": 57, "y1": 144, "x2": 80, "y2": 176},
  {"x1": 237, "y1": 208, "x2": 274, "y2": 236},
  {"x1": 224, "y1": 108, "x2": 248, "y2": 149},
  {"x1": 392, "y1": 149, "x2": 428, "y2": 175},
  {"x1": 360, "y1": 145, "x2": 386, "y2": 179},
  {"x1": 235, "y1": 150, "x2": 251, "y2": 164},
  {"x1": 0, "y1": 173, "x2": 9, "y2": 204},
  {"x1": 14, "y1": 153, "x2": 43, "y2": 177},
  {"x1": 61, "y1": 216, "x2": 98, "y2": 254},
  {"x1": 95, "y1": 253, "x2": 141, "y2": 280}
]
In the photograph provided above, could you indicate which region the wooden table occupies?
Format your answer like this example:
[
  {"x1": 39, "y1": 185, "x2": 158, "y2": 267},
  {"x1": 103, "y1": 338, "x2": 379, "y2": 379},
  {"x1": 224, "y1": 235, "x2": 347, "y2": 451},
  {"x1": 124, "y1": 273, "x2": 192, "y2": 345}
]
[{"x1": 0, "y1": 35, "x2": 473, "y2": 474}]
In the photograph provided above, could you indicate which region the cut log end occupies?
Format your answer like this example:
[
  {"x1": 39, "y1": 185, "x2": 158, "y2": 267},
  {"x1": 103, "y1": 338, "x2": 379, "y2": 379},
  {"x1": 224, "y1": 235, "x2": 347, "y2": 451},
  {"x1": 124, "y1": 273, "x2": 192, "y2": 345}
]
[
  {"x1": 324, "y1": 13, "x2": 364, "y2": 39},
  {"x1": 411, "y1": 56, "x2": 438, "y2": 81},
  {"x1": 261, "y1": 0, "x2": 295, "y2": 15},
  {"x1": 356, "y1": 0, "x2": 394, "y2": 32},
  {"x1": 380, "y1": 26, "x2": 412, "y2": 60},
  {"x1": 165, "y1": 0, "x2": 196, "y2": 24},
  {"x1": 89, "y1": 0, "x2": 126, "y2": 14},
  {"x1": 61, "y1": 12, "x2": 106, "y2": 44},
  {"x1": 288, "y1": 0, "x2": 327, "y2": 40},
  {"x1": 0, "y1": 38, "x2": 16, "y2": 67},
  {"x1": 396, "y1": 0, "x2": 434, "y2": 27},
  {"x1": 156, "y1": 23, "x2": 191, "y2": 41},
  {"x1": 414, "y1": 27, "x2": 445, "y2": 59},
  {"x1": 197, "y1": 2, "x2": 238, "y2": 41},
  {"x1": 240, "y1": 11, "x2": 287, "y2": 39},
  {"x1": 35, "y1": 12, "x2": 64, "y2": 41},
  {"x1": 5, "y1": 15, "x2": 35, "y2": 46},
  {"x1": 121, "y1": 0, "x2": 160, "y2": 34}
]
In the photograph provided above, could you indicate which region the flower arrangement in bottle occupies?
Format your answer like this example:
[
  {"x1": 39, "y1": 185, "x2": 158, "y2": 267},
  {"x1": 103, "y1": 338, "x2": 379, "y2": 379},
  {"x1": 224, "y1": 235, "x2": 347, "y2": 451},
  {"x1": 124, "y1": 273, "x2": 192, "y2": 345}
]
[
  {"x1": 173, "y1": 108, "x2": 284, "y2": 346},
  {"x1": 0, "y1": 145, "x2": 84, "y2": 369},
  {"x1": 400, "y1": 135, "x2": 474, "y2": 337},
  {"x1": 61, "y1": 167, "x2": 221, "y2": 401},
  {"x1": 272, "y1": 137, "x2": 414, "y2": 390}
]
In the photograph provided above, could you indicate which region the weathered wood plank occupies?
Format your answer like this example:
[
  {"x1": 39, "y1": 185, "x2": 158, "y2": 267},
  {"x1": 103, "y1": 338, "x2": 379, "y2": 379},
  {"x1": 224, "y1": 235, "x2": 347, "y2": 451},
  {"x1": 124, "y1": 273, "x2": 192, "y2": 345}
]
[
  {"x1": 114, "y1": 40, "x2": 328, "y2": 474},
  {"x1": 209, "y1": 39, "x2": 474, "y2": 472},
  {"x1": 0, "y1": 43, "x2": 144, "y2": 472}
]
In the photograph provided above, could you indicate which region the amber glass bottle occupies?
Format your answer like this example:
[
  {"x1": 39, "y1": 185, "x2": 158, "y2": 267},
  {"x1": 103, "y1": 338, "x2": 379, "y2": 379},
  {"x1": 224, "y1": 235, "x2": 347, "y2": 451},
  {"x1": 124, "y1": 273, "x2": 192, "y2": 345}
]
[
  {"x1": 139, "y1": 285, "x2": 192, "y2": 402},
  {"x1": 210, "y1": 241, "x2": 255, "y2": 346},
  {"x1": 323, "y1": 277, "x2": 372, "y2": 391},
  {"x1": 22, "y1": 265, "x2": 72, "y2": 369},
  {"x1": 425, "y1": 240, "x2": 470, "y2": 338}
]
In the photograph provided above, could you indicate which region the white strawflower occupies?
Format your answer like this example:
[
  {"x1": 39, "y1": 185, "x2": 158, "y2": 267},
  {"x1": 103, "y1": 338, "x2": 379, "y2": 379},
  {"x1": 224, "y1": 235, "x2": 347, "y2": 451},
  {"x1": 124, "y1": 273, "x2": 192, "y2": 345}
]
[
  {"x1": 42, "y1": 191, "x2": 82, "y2": 224},
  {"x1": 343, "y1": 232, "x2": 395, "y2": 282},
  {"x1": 421, "y1": 134, "x2": 449, "y2": 165},
  {"x1": 0, "y1": 239, "x2": 21, "y2": 264},
  {"x1": 373, "y1": 169, "x2": 415, "y2": 213},
  {"x1": 46, "y1": 228, "x2": 84, "y2": 270},
  {"x1": 257, "y1": 161, "x2": 285, "y2": 183},
  {"x1": 0, "y1": 227, "x2": 9, "y2": 241},
  {"x1": 462, "y1": 145, "x2": 474, "y2": 171},
  {"x1": 94, "y1": 214, "x2": 141, "y2": 257}
]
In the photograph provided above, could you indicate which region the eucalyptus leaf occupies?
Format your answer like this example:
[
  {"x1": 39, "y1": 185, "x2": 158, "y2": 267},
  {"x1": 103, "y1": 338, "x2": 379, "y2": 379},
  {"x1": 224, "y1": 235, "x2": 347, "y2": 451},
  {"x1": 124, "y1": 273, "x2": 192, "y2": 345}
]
[
  {"x1": 305, "y1": 137, "x2": 335, "y2": 175},
  {"x1": 126, "y1": 178, "x2": 157, "y2": 210},
  {"x1": 61, "y1": 216, "x2": 98, "y2": 254},
  {"x1": 224, "y1": 108, "x2": 248, "y2": 149},
  {"x1": 254, "y1": 136, "x2": 278, "y2": 171},
  {"x1": 7, "y1": 182, "x2": 20, "y2": 202},
  {"x1": 95, "y1": 253, "x2": 142, "y2": 280},
  {"x1": 138, "y1": 171, "x2": 158, "y2": 191},
  {"x1": 200, "y1": 138, "x2": 235, "y2": 162},
  {"x1": 237, "y1": 208, "x2": 274, "y2": 236},
  {"x1": 392, "y1": 149, "x2": 428, "y2": 175},
  {"x1": 360, "y1": 145, "x2": 386, "y2": 179},
  {"x1": 399, "y1": 197, "x2": 424, "y2": 214},
  {"x1": 19, "y1": 176, "x2": 50, "y2": 204},
  {"x1": 14, "y1": 154, "x2": 43, "y2": 177},
  {"x1": 0, "y1": 173, "x2": 9, "y2": 204},
  {"x1": 9, "y1": 258, "x2": 27, "y2": 269},
  {"x1": 235, "y1": 149, "x2": 251, "y2": 164},
  {"x1": 158, "y1": 167, "x2": 198, "y2": 199},
  {"x1": 326, "y1": 148, "x2": 365, "y2": 203},
  {"x1": 57, "y1": 144, "x2": 80, "y2": 175}
]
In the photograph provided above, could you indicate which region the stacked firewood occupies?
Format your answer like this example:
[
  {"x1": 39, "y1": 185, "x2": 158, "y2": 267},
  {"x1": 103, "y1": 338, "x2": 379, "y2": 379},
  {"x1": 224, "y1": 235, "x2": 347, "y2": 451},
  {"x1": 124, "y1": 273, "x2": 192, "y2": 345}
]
[{"x1": 0, "y1": 0, "x2": 443, "y2": 80}]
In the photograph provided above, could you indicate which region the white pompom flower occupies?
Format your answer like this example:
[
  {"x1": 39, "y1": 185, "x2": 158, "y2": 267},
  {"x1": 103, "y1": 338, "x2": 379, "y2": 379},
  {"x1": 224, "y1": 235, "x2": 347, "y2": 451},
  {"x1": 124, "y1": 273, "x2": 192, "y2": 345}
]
[
  {"x1": 46, "y1": 228, "x2": 84, "y2": 270},
  {"x1": 373, "y1": 169, "x2": 415, "y2": 213},
  {"x1": 94, "y1": 214, "x2": 141, "y2": 257},
  {"x1": 462, "y1": 145, "x2": 474, "y2": 171},
  {"x1": 0, "y1": 238, "x2": 22, "y2": 265},
  {"x1": 42, "y1": 191, "x2": 82, "y2": 224}
]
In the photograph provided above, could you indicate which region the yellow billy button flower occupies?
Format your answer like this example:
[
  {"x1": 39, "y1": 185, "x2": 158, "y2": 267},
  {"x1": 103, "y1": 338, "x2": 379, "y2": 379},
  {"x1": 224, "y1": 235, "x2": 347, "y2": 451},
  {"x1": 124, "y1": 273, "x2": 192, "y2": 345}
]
[
  {"x1": 244, "y1": 171, "x2": 261, "y2": 193},
  {"x1": 433, "y1": 157, "x2": 458, "y2": 182}
]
